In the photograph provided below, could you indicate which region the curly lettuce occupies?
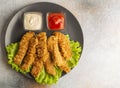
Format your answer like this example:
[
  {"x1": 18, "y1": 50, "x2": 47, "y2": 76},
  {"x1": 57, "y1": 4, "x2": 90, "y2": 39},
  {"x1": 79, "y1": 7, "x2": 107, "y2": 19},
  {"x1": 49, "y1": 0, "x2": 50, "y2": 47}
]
[
  {"x1": 6, "y1": 35, "x2": 82, "y2": 84},
  {"x1": 68, "y1": 40, "x2": 82, "y2": 68}
]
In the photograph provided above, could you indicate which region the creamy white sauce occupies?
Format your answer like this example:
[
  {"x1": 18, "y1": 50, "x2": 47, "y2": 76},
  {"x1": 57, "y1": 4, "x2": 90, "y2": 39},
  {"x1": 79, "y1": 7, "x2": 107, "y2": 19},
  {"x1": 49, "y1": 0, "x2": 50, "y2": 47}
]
[{"x1": 24, "y1": 12, "x2": 42, "y2": 30}]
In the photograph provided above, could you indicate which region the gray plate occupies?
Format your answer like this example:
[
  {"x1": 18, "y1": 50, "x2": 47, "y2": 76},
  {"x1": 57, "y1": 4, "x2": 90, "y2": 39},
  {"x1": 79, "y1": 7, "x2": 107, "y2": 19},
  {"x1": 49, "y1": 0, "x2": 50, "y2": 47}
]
[{"x1": 4, "y1": 2, "x2": 84, "y2": 78}]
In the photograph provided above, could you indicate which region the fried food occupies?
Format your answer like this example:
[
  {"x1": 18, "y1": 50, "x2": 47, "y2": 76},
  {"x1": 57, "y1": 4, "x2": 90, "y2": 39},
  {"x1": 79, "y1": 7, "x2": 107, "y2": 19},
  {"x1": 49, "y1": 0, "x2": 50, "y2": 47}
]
[
  {"x1": 53, "y1": 32, "x2": 72, "y2": 61},
  {"x1": 36, "y1": 32, "x2": 48, "y2": 62},
  {"x1": 47, "y1": 36, "x2": 62, "y2": 66},
  {"x1": 59, "y1": 61, "x2": 70, "y2": 73},
  {"x1": 47, "y1": 36, "x2": 70, "y2": 73},
  {"x1": 21, "y1": 36, "x2": 38, "y2": 71},
  {"x1": 14, "y1": 31, "x2": 35, "y2": 65},
  {"x1": 13, "y1": 31, "x2": 71, "y2": 77},
  {"x1": 44, "y1": 52, "x2": 56, "y2": 76},
  {"x1": 31, "y1": 32, "x2": 48, "y2": 77},
  {"x1": 31, "y1": 56, "x2": 43, "y2": 78}
]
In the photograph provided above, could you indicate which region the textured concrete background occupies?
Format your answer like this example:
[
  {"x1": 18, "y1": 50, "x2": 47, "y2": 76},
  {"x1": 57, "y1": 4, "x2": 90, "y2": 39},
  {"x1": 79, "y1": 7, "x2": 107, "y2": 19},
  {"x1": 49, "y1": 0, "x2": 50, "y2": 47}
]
[{"x1": 0, "y1": 0, "x2": 120, "y2": 88}]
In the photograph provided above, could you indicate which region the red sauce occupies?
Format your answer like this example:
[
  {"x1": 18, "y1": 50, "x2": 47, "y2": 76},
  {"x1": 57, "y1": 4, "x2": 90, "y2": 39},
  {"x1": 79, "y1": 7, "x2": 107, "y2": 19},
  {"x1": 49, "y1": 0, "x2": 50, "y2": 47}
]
[{"x1": 48, "y1": 13, "x2": 65, "y2": 30}]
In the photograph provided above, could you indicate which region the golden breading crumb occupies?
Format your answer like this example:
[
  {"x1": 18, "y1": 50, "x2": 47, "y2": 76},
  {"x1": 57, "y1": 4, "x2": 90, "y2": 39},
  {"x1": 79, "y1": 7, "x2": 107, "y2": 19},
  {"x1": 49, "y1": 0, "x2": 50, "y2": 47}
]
[
  {"x1": 48, "y1": 35, "x2": 70, "y2": 73},
  {"x1": 21, "y1": 36, "x2": 38, "y2": 71},
  {"x1": 14, "y1": 31, "x2": 35, "y2": 65},
  {"x1": 31, "y1": 57, "x2": 43, "y2": 78},
  {"x1": 31, "y1": 32, "x2": 48, "y2": 77},
  {"x1": 44, "y1": 52, "x2": 56, "y2": 76},
  {"x1": 53, "y1": 32, "x2": 72, "y2": 61},
  {"x1": 36, "y1": 32, "x2": 48, "y2": 62}
]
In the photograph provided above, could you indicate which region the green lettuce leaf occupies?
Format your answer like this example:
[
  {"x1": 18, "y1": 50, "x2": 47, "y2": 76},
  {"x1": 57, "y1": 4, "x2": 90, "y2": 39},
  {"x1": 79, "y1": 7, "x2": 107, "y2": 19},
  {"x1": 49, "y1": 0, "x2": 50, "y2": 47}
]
[
  {"x1": 68, "y1": 40, "x2": 82, "y2": 68},
  {"x1": 66, "y1": 34, "x2": 82, "y2": 68},
  {"x1": 6, "y1": 43, "x2": 27, "y2": 74},
  {"x1": 35, "y1": 66, "x2": 62, "y2": 84}
]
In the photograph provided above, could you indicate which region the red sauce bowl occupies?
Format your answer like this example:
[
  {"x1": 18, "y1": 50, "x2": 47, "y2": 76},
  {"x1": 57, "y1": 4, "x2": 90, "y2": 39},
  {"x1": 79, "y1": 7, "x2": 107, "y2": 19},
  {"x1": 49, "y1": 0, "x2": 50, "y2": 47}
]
[{"x1": 47, "y1": 13, "x2": 65, "y2": 30}]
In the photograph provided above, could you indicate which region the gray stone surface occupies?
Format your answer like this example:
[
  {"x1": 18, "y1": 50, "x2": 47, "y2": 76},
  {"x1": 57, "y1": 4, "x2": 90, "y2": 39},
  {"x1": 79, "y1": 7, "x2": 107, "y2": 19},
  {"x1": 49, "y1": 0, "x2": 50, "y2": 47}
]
[{"x1": 0, "y1": 0, "x2": 120, "y2": 88}]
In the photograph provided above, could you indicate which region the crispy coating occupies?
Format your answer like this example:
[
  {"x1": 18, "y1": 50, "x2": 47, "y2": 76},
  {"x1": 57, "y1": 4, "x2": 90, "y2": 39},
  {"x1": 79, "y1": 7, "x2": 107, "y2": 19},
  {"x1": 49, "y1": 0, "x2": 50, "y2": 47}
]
[
  {"x1": 14, "y1": 31, "x2": 71, "y2": 76},
  {"x1": 59, "y1": 61, "x2": 70, "y2": 73},
  {"x1": 44, "y1": 52, "x2": 56, "y2": 76},
  {"x1": 47, "y1": 36, "x2": 70, "y2": 73},
  {"x1": 21, "y1": 36, "x2": 38, "y2": 71},
  {"x1": 47, "y1": 36, "x2": 62, "y2": 66},
  {"x1": 14, "y1": 31, "x2": 35, "y2": 65},
  {"x1": 31, "y1": 32, "x2": 48, "y2": 77},
  {"x1": 36, "y1": 32, "x2": 48, "y2": 62},
  {"x1": 31, "y1": 56, "x2": 43, "y2": 78},
  {"x1": 53, "y1": 32, "x2": 72, "y2": 61}
]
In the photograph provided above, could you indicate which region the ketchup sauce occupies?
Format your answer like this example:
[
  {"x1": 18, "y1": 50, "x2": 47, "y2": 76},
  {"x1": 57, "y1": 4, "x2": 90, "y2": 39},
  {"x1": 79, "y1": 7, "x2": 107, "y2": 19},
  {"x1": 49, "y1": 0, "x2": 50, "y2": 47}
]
[{"x1": 47, "y1": 13, "x2": 65, "y2": 30}]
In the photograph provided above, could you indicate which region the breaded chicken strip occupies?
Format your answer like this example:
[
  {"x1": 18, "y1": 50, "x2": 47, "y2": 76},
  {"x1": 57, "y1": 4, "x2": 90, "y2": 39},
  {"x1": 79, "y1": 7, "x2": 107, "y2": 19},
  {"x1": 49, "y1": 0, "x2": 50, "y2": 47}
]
[
  {"x1": 47, "y1": 36, "x2": 62, "y2": 66},
  {"x1": 31, "y1": 56, "x2": 43, "y2": 78},
  {"x1": 14, "y1": 31, "x2": 35, "y2": 65},
  {"x1": 36, "y1": 32, "x2": 48, "y2": 62},
  {"x1": 53, "y1": 32, "x2": 72, "y2": 61},
  {"x1": 31, "y1": 32, "x2": 48, "y2": 77},
  {"x1": 48, "y1": 36, "x2": 70, "y2": 73},
  {"x1": 59, "y1": 61, "x2": 70, "y2": 73},
  {"x1": 44, "y1": 52, "x2": 56, "y2": 76},
  {"x1": 21, "y1": 36, "x2": 38, "y2": 72}
]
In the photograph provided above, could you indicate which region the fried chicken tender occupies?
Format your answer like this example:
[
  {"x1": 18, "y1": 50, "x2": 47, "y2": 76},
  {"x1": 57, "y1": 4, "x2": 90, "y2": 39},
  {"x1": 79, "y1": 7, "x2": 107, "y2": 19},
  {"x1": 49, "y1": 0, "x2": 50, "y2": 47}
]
[
  {"x1": 31, "y1": 32, "x2": 48, "y2": 77},
  {"x1": 36, "y1": 32, "x2": 48, "y2": 62},
  {"x1": 44, "y1": 52, "x2": 56, "y2": 76},
  {"x1": 59, "y1": 61, "x2": 70, "y2": 73},
  {"x1": 31, "y1": 56, "x2": 43, "y2": 78},
  {"x1": 47, "y1": 36, "x2": 62, "y2": 66},
  {"x1": 47, "y1": 36, "x2": 70, "y2": 73},
  {"x1": 21, "y1": 36, "x2": 38, "y2": 71},
  {"x1": 53, "y1": 32, "x2": 72, "y2": 61},
  {"x1": 14, "y1": 31, "x2": 35, "y2": 65}
]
